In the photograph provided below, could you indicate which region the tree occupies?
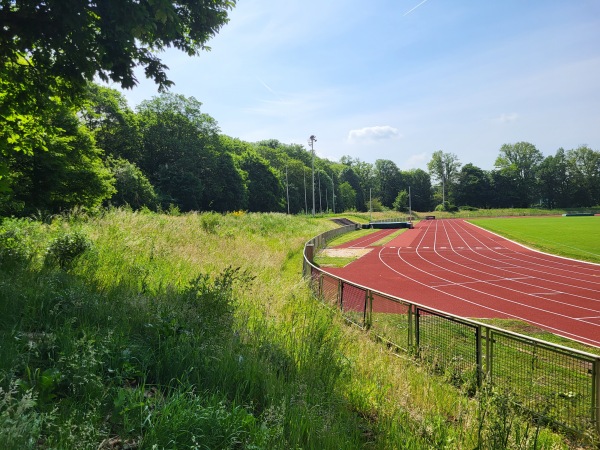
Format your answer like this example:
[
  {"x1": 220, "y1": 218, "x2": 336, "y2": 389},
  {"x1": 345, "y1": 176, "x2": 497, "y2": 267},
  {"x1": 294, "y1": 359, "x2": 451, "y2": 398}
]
[
  {"x1": 538, "y1": 149, "x2": 571, "y2": 209},
  {"x1": 0, "y1": 103, "x2": 115, "y2": 216},
  {"x1": 401, "y1": 169, "x2": 432, "y2": 212},
  {"x1": 455, "y1": 163, "x2": 492, "y2": 208},
  {"x1": 137, "y1": 93, "x2": 245, "y2": 212},
  {"x1": 339, "y1": 166, "x2": 365, "y2": 211},
  {"x1": 239, "y1": 151, "x2": 284, "y2": 212},
  {"x1": 108, "y1": 159, "x2": 158, "y2": 210},
  {"x1": 345, "y1": 158, "x2": 375, "y2": 209},
  {"x1": 489, "y1": 170, "x2": 520, "y2": 208},
  {"x1": 427, "y1": 150, "x2": 461, "y2": 206},
  {"x1": 494, "y1": 142, "x2": 543, "y2": 207},
  {"x1": 338, "y1": 182, "x2": 357, "y2": 212},
  {"x1": 81, "y1": 84, "x2": 142, "y2": 163},
  {"x1": 566, "y1": 146, "x2": 600, "y2": 207},
  {"x1": 0, "y1": 0, "x2": 236, "y2": 92},
  {"x1": 204, "y1": 150, "x2": 247, "y2": 212},
  {"x1": 393, "y1": 190, "x2": 409, "y2": 212},
  {"x1": 374, "y1": 159, "x2": 402, "y2": 208},
  {"x1": 252, "y1": 140, "x2": 313, "y2": 214},
  {"x1": 0, "y1": 0, "x2": 236, "y2": 190},
  {"x1": 0, "y1": 56, "x2": 65, "y2": 190}
]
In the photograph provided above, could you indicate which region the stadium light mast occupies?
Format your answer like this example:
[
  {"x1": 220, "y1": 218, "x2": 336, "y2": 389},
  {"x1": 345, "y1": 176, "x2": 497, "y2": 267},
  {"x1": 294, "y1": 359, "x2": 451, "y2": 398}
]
[
  {"x1": 303, "y1": 168, "x2": 307, "y2": 214},
  {"x1": 285, "y1": 165, "x2": 290, "y2": 214},
  {"x1": 408, "y1": 185, "x2": 412, "y2": 221},
  {"x1": 308, "y1": 135, "x2": 317, "y2": 216},
  {"x1": 331, "y1": 170, "x2": 335, "y2": 214}
]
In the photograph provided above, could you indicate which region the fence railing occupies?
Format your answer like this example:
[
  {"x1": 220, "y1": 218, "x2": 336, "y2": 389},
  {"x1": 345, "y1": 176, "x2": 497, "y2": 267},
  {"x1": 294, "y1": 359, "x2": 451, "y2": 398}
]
[{"x1": 303, "y1": 226, "x2": 600, "y2": 435}]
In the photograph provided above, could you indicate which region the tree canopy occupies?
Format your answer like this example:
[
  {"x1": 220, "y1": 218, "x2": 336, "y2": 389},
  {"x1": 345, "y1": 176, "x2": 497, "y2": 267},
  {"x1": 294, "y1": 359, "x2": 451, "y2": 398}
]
[
  {"x1": 0, "y1": 0, "x2": 236, "y2": 191},
  {"x1": 0, "y1": 0, "x2": 236, "y2": 91}
]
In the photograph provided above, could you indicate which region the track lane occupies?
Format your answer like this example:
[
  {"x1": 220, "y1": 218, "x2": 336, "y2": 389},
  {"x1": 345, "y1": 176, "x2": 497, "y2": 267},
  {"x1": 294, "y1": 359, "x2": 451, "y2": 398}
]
[
  {"x1": 324, "y1": 219, "x2": 600, "y2": 347},
  {"x1": 415, "y1": 220, "x2": 600, "y2": 313}
]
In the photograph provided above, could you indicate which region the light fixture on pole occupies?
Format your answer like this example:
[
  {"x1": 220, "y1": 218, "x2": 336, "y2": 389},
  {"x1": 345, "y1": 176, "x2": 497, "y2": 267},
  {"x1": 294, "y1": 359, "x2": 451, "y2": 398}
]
[{"x1": 308, "y1": 135, "x2": 317, "y2": 216}]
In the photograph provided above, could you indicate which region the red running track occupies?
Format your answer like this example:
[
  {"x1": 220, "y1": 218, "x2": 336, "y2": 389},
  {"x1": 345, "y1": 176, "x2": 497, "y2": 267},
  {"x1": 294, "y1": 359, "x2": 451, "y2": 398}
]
[{"x1": 324, "y1": 219, "x2": 600, "y2": 348}]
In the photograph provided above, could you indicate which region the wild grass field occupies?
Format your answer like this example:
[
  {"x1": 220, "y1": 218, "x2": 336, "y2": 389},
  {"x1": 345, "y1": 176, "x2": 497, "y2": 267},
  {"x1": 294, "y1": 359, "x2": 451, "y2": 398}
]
[{"x1": 0, "y1": 209, "x2": 592, "y2": 449}]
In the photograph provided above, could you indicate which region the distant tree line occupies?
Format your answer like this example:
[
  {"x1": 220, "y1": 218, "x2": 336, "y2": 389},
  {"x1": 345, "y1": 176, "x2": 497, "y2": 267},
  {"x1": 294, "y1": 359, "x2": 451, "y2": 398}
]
[
  {"x1": 1, "y1": 83, "x2": 600, "y2": 216},
  {"x1": 429, "y1": 144, "x2": 600, "y2": 211}
]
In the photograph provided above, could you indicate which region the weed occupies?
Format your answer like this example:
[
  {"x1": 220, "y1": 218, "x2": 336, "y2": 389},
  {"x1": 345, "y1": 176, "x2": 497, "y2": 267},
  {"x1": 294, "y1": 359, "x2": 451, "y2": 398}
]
[
  {"x1": 44, "y1": 230, "x2": 93, "y2": 270},
  {"x1": 200, "y1": 211, "x2": 221, "y2": 233},
  {"x1": 0, "y1": 382, "x2": 54, "y2": 450}
]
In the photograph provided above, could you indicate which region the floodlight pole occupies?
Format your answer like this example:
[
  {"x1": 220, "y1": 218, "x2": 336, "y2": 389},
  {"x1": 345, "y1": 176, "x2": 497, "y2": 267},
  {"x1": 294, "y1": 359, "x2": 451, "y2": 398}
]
[
  {"x1": 331, "y1": 170, "x2": 335, "y2": 214},
  {"x1": 303, "y1": 168, "x2": 307, "y2": 214},
  {"x1": 308, "y1": 135, "x2": 317, "y2": 216},
  {"x1": 409, "y1": 185, "x2": 412, "y2": 221},
  {"x1": 286, "y1": 165, "x2": 290, "y2": 214},
  {"x1": 369, "y1": 188, "x2": 372, "y2": 222},
  {"x1": 318, "y1": 172, "x2": 322, "y2": 213}
]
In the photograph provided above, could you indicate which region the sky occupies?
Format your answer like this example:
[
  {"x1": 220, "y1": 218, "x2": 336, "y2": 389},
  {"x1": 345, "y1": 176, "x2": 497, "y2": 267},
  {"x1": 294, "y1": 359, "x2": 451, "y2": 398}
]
[{"x1": 115, "y1": 0, "x2": 600, "y2": 172}]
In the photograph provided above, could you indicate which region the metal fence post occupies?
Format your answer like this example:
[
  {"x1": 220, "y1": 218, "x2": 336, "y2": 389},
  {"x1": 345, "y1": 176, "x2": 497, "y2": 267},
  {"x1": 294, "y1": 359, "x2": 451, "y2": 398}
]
[
  {"x1": 365, "y1": 290, "x2": 373, "y2": 329},
  {"x1": 487, "y1": 328, "x2": 494, "y2": 385},
  {"x1": 476, "y1": 325, "x2": 482, "y2": 387},
  {"x1": 408, "y1": 304, "x2": 414, "y2": 352},
  {"x1": 338, "y1": 279, "x2": 344, "y2": 311},
  {"x1": 414, "y1": 307, "x2": 420, "y2": 357},
  {"x1": 485, "y1": 327, "x2": 491, "y2": 383},
  {"x1": 595, "y1": 359, "x2": 600, "y2": 434},
  {"x1": 318, "y1": 273, "x2": 323, "y2": 299}
]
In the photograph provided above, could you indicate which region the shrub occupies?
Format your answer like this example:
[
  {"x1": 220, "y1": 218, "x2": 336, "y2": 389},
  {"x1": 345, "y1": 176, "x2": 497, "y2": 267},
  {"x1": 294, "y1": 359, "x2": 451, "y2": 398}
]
[
  {"x1": 0, "y1": 229, "x2": 32, "y2": 268},
  {"x1": 109, "y1": 159, "x2": 159, "y2": 210},
  {"x1": 200, "y1": 212, "x2": 221, "y2": 233},
  {"x1": 44, "y1": 231, "x2": 92, "y2": 270},
  {"x1": 369, "y1": 198, "x2": 386, "y2": 212},
  {"x1": 434, "y1": 202, "x2": 458, "y2": 212}
]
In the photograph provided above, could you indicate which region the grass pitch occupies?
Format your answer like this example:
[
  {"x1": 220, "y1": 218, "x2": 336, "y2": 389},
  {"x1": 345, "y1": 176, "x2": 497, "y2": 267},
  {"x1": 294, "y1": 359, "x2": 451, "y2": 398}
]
[{"x1": 470, "y1": 216, "x2": 600, "y2": 264}]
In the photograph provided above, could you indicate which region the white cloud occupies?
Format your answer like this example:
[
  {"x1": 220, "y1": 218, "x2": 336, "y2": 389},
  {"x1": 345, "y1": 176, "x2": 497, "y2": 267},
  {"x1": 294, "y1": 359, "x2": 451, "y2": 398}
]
[
  {"x1": 348, "y1": 126, "x2": 402, "y2": 143},
  {"x1": 496, "y1": 113, "x2": 520, "y2": 123},
  {"x1": 404, "y1": 152, "x2": 428, "y2": 169}
]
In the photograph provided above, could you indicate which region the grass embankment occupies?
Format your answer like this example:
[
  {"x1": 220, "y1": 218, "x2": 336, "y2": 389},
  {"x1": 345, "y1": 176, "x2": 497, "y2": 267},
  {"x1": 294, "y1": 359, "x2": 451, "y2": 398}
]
[{"x1": 0, "y1": 210, "x2": 586, "y2": 449}]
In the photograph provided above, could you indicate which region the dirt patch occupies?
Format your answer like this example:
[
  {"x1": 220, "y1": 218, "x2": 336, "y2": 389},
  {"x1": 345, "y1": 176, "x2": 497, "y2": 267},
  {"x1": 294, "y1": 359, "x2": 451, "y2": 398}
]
[{"x1": 320, "y1": 248, "x2": 372, "y2": 258}]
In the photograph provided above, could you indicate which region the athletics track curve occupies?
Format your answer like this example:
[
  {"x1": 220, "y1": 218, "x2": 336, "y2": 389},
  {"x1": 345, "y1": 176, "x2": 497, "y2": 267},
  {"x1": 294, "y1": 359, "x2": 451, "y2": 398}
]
[{"x1": 323, "y1": 219, "x2": 600, "y2": 348}]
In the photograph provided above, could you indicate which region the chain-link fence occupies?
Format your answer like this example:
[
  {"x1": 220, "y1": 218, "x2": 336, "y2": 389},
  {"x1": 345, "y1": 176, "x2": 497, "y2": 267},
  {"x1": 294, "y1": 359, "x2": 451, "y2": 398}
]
[{"x1": 303, "y1": 228, "x2": 600, "y2": 435}]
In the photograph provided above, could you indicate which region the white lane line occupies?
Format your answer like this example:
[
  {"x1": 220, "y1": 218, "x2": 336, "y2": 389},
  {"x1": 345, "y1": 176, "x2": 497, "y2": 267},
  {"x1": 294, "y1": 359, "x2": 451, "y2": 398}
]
[
  {"x1": 378, "y1": 246, "x2": 600, "y2": 346},
  {"x1": 432, "y1": 276, "x2": 537, "y2": 288},
  {"x1": 439, "y1": 219, "x2": 600, "y2": 304}
]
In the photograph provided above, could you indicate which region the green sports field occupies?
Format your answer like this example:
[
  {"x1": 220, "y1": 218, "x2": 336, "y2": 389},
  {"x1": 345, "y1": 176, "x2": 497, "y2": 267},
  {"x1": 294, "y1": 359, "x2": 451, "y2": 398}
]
[{"x1": 469, "y1": 215, "x2": 600, "y2": 264}]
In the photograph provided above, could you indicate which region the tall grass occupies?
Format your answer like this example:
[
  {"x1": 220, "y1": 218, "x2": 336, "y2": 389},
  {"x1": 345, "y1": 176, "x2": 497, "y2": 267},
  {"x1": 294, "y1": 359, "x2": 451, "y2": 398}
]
[{"x1": 0, "y1": 209, "x2": 585, "y2": 448}]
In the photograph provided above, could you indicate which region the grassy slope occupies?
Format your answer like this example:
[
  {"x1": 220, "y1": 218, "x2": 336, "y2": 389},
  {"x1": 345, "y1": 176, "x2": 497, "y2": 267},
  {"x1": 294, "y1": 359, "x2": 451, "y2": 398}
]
[{"x1": 0, "y1": 210, "x2": 583, "y2": 449}]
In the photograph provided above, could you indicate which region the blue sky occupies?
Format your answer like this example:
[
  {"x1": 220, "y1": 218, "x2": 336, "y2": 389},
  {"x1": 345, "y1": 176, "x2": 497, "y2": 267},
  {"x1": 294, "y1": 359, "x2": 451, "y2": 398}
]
[{"x1": 116, "y1": 0, "x2": 600, "y2": 171}]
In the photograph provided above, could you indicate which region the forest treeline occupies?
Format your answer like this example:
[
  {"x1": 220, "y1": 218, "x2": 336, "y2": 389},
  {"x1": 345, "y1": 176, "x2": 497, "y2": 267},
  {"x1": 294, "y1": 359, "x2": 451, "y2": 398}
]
[{"x1": 2, "y1": 83, "x2": 600, "y2": 217}]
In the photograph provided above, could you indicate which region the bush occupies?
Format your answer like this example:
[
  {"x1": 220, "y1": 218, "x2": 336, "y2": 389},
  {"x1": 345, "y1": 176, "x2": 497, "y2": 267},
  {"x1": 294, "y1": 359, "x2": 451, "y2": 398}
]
[
  {"x1": 109, "y1": 159, "x2": 159, "y2": 210},
  {"x1": 44, "y1": 231, "x2": 92, "y2": 270},
  {"x1": 0, "y1": 229, "x2": 32, "y2": 268},
  {"x1": 369, "y1": 198, "x2": 386, "y2": 212},
  {"x1": 434, "y1": 202, "x2": 458, "y2": 212}
]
